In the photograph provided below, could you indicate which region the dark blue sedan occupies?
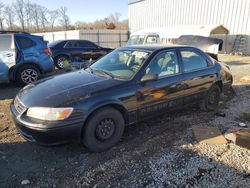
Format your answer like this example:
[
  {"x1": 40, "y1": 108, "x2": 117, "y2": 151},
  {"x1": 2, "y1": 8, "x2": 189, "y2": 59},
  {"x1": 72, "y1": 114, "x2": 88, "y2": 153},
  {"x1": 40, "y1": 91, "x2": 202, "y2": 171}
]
[{"x1": 11, "y1": 43, "x2": 233, "y2": 152}]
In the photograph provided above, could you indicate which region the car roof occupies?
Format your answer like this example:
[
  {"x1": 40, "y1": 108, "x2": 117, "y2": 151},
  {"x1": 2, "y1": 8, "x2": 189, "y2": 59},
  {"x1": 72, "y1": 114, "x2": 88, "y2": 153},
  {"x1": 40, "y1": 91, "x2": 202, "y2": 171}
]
[
  {"x1": 120, "y1": 44, "x2": 191, "y2": 52},
  {"x1": 60, "y1": 39, "x2": 93, "y2": 42}
]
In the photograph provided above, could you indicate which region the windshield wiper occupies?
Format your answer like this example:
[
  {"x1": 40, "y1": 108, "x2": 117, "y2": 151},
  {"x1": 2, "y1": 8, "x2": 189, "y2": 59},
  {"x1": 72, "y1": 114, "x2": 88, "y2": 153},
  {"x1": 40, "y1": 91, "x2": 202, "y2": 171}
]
[{"x1": 95, "y1": 69, "x2": 114, "y2": 79}]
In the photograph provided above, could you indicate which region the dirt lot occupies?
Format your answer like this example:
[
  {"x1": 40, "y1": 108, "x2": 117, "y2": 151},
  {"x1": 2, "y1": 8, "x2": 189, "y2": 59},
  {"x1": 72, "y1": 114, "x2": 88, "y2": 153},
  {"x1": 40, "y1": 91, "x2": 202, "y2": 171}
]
[{"x1": 0, "y1": 55, "x2": 250, "y2": 187}]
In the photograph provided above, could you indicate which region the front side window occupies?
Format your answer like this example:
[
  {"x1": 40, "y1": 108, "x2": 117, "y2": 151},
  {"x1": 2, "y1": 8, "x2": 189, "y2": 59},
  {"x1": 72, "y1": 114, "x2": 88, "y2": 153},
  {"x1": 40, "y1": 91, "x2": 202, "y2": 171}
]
[
  {"x1": 146, "y1": 50, "x2": 179, "y2": 78},
  {"x1": 181, "y1": 50, "x2": 208, "y2": 72},
  {"x1": 90, "y1": 49, "x2": 150, "y2": 80},
  {"x1": 64, "y1": 41, "x2": 79, "y2": 48}
]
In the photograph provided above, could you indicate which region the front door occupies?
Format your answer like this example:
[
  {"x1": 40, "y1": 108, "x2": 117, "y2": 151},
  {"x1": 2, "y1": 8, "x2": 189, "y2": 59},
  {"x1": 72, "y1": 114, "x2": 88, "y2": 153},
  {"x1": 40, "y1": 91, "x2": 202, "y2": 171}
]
[
  {"x1": 0, "y1": 34, "x2": 15, "y2": 83},
  {"x1": 136, "y1": 50, "x2": 186, "y2": 120}
]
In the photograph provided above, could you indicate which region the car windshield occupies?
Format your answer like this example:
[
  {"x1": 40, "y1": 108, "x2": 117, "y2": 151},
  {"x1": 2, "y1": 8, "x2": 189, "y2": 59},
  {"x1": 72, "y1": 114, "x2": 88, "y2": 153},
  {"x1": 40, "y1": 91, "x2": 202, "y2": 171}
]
[
  {"x1": 90, "y1": 49, "x2": 150, "y2": 80},
  {"x1": 127, "y1": 35, "x2": 145, "y2": 45}
]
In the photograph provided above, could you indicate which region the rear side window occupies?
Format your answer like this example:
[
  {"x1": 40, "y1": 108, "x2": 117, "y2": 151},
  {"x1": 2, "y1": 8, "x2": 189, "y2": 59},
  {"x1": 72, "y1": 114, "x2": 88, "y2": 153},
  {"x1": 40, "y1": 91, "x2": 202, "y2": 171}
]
[
  {"x1": 79, "y1": 41, "x2": 97, "y2": 48},
  {"x1": 181, "y1": 50, "x2": 208, "y2": 72},
  {"x1": 15, "y1": 36, "x2": 36, "y2": 49}
]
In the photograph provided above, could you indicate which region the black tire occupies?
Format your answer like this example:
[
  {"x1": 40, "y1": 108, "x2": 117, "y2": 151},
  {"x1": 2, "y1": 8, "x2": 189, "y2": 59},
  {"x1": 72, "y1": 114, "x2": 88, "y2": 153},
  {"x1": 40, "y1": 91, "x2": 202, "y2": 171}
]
[
  {"x1": 16, "y1": 65, "x2": 40, "y2": 86},
  {"x1": 200, "y1": 84, "x2": 221, "y2": 111},
  {"x1": 54, "y1": 55, "x2": 69, "y2": 69},
  {"x1": 82, "y1": 107, "x2": 125, "y2": 152}
]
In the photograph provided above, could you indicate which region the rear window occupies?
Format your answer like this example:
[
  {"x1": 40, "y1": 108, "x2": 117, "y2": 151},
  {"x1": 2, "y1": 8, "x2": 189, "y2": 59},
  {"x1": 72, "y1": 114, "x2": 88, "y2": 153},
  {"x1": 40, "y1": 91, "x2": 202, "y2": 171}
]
[
  {"x1": 127, "y1": 35, "x2": 145, "y2": 45},
  {"x1": 145, "y1": 35, "x2": 159, "y2": 44},
  {"x1": 48, "y1": 40, "x2": 63, "y2": 48},
  {"x1": 16, "y1": 36, "x2": 36, "y2": 49}
]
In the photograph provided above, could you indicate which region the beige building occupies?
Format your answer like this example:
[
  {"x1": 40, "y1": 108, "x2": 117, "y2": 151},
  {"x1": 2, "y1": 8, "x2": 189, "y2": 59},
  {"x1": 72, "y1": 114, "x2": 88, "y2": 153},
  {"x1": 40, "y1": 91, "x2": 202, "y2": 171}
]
[{"x1": 128, "y1": 0, "x2": 250, "y2": 54}]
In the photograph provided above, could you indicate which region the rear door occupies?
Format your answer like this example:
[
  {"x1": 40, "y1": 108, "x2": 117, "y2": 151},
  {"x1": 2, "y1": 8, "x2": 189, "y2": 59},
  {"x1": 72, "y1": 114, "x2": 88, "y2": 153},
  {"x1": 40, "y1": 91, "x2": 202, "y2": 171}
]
[
  {"x1": 178, "y1": 48, "x2": 217, "y2": 104},
  {"x1": 136, "y1": 50, "x2": 186, "y2": 120},
  {"x1": 0, "y1": 34, "x2": 15, "y2": 82},
  {"x1": 63, "y1": 41, "x2": 83, "y2": 60},
  {"x1": 78, "y1": 41, "x2": 106, "y2": 60}
]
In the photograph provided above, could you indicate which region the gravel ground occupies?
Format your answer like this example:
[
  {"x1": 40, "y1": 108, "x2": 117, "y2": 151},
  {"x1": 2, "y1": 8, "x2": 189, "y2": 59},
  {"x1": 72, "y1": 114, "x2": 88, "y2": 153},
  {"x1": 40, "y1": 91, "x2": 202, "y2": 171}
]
[{"x1": 0, "y1": 54, "x2": 250, "y2": 187}]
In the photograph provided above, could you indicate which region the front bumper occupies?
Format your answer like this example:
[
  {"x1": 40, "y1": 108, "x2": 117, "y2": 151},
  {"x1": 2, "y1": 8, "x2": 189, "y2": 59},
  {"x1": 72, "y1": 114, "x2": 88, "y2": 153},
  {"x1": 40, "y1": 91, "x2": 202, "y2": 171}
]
[{"x1": 10, "y1": 103, "x2": 85, "y2": 146}]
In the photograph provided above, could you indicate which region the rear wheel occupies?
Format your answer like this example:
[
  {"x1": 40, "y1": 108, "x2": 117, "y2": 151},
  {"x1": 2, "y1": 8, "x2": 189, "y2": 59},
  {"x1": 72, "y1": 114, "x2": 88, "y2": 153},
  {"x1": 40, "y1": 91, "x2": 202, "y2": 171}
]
[
  {"x1": 82, "y1": 107, "x2": 125, "y2": 152},
  {"x1": 55, "y1": 55, "x2": 69, "y2": 69},
  {"x1": 16, "y1": 65, "x2": 40, "y2": 86},
  {"x1": 200, "y1": 84, "x2": 221, "y2": 111}
]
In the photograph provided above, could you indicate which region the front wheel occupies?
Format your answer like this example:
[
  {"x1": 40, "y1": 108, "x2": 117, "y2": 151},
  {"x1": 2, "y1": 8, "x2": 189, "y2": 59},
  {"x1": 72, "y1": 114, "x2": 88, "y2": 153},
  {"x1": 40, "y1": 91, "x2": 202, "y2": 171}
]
[
  {"x1": 200, "y1": 84, "x2": 221, "y2": 111},
  {"x1": 82, "y1": 107, "x2": 125, "y2": 152}
]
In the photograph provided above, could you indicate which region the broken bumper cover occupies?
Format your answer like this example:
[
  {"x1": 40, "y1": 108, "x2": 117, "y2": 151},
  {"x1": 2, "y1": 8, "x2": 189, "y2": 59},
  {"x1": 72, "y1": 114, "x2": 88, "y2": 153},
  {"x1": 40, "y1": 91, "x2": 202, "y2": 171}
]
[{"x1": 10, "y1": 103, "x2": 85, "y2": 146}]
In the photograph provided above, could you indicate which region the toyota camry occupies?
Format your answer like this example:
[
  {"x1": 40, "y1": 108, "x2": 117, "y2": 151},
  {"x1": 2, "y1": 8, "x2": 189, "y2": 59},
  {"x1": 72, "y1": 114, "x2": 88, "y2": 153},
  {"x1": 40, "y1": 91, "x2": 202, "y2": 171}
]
[{"x1": 11, "y1": 40, "x2": 233, "y2": 152}]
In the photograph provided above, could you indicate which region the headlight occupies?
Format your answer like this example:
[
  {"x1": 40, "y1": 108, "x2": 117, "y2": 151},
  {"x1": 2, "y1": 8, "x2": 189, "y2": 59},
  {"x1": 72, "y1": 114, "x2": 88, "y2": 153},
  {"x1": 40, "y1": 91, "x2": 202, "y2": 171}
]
[{"x1": 27, "y1": 107, "x2": 73, "y2": 121}]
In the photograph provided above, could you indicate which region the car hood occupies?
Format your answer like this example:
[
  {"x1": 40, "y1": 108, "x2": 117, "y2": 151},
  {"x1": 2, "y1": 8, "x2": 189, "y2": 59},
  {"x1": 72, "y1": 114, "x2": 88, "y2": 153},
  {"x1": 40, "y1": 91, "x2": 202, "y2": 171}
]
[{"x1": 17, "y1": 70, "x2": 122, "y2": 107}]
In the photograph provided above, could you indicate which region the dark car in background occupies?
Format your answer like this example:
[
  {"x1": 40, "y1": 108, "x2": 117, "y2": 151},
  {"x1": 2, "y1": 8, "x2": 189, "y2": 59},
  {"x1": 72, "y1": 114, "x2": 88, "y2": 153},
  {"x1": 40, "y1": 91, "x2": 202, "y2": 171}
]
[
  {"x1": 11, "y1": 40, "x2": 233, "y2": 152},
  {"x1": 0, "y1": 31, "x2": 54, "y2": 85},
  {"x1": 48, "y1": 40, "x2": 112, "y2": 69}
]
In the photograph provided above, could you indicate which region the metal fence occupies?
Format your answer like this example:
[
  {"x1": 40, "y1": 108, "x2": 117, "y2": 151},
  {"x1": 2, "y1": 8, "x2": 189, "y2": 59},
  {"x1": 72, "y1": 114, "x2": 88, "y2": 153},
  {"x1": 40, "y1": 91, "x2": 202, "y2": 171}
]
[{"x1": 34, "y1": 29, "x2": 129, "y2": 48}]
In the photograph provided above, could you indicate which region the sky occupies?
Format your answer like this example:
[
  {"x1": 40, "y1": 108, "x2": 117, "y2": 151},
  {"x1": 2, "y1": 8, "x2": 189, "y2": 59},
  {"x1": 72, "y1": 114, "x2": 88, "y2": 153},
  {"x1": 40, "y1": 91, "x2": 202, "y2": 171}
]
[{"x1": 1, "y1": 0, "x2": 128, "y2": 23}]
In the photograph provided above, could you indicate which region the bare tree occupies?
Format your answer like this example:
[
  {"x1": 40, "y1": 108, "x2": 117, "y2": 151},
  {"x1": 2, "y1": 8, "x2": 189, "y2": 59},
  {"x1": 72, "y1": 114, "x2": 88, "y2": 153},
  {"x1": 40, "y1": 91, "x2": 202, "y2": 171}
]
[
  {"x1": 59, "y1": 6, "x2": 70, "y2": 30},
  {"x1": 24, "y1": 0, "x2": 33, "y2": 31},
  {"x1": 107, "y1": 12, "x2": 122, "y2": 24},
  {"x1": 4, "y1": 5, "x2": 15, "y2": 30},
  {"x1": 0, "y1": 2, "x2": 4, "y2": 30},
  {"x1": 14, "y1": 0, "x2": 26, "y2": 31},
  {"x1": 48, "y1": 10, "x2": 58, "y2": 30},
  {"x1": 30, "y1": 3, "x2": 40, "y2": 31},
  {"x1": 39, "y1": 5, "x2": 48, "y2": 31}
]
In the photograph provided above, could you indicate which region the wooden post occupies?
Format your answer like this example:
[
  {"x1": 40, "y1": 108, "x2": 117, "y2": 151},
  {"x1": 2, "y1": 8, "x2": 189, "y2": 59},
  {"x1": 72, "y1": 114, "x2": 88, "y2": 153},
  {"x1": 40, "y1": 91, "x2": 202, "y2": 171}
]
[{"x1": 97, "y1": 30, "x2": 100, "y2": 45}]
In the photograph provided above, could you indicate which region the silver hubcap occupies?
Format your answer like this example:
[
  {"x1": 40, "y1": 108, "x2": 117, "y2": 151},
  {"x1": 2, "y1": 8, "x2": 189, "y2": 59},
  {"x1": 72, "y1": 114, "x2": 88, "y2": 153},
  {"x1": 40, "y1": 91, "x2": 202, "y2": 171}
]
[
  {"x1": 21, "y1": 69, "x2": 38, "y2": 84},
  {"x1": 57, "y1": 57, "x2": 66, "y2": 68}
]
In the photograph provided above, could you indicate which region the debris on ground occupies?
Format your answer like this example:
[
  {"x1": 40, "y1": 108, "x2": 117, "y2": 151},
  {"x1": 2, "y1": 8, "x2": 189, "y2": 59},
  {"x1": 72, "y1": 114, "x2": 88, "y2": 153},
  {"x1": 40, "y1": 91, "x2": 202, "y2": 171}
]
[
  {"x1": 0, "y1": 126, "x2": 8, "y2": 133},
  {"x1": 21, "y1": 180, "x2": 30, "y2": 185},
  {"x1": 236, "y1": 129, "x2": 250, "y2": 149},
  {"x1": 215, "y1": 112, "x2": 226, "y2": 117},
  {"x1": 240, "y1": 76, "x2": 250, "y2": 83},
  {"x1": 224, "y1": 128, "x2": 241, "y2": 143},
  {"x1": 242, "y1": 112, "x2": 250, "y2": 122},
  {"x1": 192, "y1": 126, "x2": 228, "y2": 144},
  {"x1": 239, "y1": 122, "x2": 247, "y2": 127}
]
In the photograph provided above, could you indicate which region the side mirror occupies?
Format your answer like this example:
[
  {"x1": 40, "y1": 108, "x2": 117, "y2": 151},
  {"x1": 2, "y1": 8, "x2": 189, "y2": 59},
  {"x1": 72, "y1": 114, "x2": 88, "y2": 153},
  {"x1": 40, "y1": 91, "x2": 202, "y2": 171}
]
[{"x1": 140, "y1": 74, "x2": 158, "y2": 83}]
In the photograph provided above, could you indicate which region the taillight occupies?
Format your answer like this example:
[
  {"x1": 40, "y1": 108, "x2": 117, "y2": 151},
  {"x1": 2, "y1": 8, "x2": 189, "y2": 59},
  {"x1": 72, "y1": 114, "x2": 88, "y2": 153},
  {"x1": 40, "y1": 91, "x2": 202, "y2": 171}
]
[{"x1": 43, "y1": 48, "x2": 52, "y2": 56}]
